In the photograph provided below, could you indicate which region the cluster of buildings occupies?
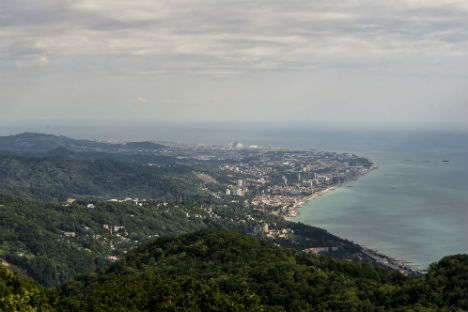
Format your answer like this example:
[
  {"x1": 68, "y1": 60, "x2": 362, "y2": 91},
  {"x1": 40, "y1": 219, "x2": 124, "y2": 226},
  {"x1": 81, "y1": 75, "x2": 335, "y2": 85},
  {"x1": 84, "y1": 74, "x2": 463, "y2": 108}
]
[
  {"x1": 225, "y1": 178, "x2": 249, "y2": 197},
  {"x1": 108, "y1": 197, "x2": 144, "y2": 207},
  {"x1": 253, "y1": 222, "x2": 293, "y2": 238},
  {"x1": 220, "y1": 148, "x2": 374, "y2": 217}
]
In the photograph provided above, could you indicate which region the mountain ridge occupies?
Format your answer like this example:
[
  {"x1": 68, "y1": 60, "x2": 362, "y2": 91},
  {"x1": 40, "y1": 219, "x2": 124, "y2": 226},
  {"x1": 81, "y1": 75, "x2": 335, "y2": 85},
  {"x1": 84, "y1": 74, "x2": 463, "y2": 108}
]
[
  {"x1": 58, "y1": 228, "x2": 468, "y2": 311},
  {"x1": 0, "y1": 154, "x2": 202, "y2": 200},
  {"x1": 0, "y1": 132, "x2": 165, "y2": 155}
]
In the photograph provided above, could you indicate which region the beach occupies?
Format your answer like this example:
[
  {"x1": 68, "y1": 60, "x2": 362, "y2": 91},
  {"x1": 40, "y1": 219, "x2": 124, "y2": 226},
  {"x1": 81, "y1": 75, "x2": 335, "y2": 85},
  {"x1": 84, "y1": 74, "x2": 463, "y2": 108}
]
[
  {"x1": 285, "y1": 163, "x2": 376, "y2": 220},
  {"x1": 284, "y1": 186, "x2": 337, "y2": 220},
  {"x1": 290, "y1": 142, "x2": 467, "y2": 270}
]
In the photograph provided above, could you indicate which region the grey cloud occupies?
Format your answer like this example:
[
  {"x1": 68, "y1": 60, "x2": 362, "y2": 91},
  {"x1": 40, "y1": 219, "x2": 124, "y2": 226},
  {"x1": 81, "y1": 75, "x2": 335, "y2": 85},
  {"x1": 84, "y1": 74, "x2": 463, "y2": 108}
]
[
  {"x1": 0, "y1": 0, "x2": 466, "y2": 128},
  {"x1": 1, "y1": 0, "x2": 465, "y2": 73}
]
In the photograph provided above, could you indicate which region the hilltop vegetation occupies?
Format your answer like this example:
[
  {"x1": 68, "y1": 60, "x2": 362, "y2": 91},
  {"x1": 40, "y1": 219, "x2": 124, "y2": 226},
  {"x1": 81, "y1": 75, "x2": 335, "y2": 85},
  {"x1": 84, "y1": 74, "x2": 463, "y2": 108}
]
[
  {"x1": 0, "y1": 264, "x2": 278, "y2": 312},
  {"x1": 60, "y1": 229, "x2": 400, "y2": 310},
  {"x1": 59, "y1": 230, "x2": 468, "y2": 311},
  {"x1": 2, "y1": 229, "x2": 464, "y2": 311},
  {"x1": 0, "y1": 193, "x2": 365, "y2": 287},
  {"x1": 0, "y1": 155, "x2": 204, "y2": 200},
  {"x1": 1, "y1": 228, "x2": 466, "y2": 311}
]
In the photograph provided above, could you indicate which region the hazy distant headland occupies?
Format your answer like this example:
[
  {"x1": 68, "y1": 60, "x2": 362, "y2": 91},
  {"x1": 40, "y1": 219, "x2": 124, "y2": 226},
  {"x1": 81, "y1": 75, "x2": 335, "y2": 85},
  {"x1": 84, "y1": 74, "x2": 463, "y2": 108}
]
[{"x1": 0, "y1": 120, "x2": 466, "y2": 152}]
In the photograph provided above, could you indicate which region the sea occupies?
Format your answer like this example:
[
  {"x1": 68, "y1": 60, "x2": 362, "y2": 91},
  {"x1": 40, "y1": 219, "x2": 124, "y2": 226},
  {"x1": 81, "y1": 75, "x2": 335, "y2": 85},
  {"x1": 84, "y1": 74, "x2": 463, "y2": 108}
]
[{"x1": 2, "y1": 121, "x2": 467, "y2": 269}]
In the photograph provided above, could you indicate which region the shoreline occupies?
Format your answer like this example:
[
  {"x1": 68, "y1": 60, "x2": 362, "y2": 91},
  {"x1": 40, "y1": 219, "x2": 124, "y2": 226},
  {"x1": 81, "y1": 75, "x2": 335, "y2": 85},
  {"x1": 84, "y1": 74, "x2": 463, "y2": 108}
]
[
  {"x1": 284, "y1": 162, "x2": 377, "y2": 221},
  {"x1": 282, "y1": 163, "x2": 424, "y2": 275},
  {"x1": 362, "y1": 248, "x2": 425, "y2": 276},
  {"x1": 283, "y1": 185, "x2": 337, "y2": 220}
]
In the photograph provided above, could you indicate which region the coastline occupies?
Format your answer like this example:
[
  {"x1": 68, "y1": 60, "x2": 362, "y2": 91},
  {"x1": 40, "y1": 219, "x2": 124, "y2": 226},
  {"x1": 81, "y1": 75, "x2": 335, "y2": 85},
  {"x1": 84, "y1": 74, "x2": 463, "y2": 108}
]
[
  {"x1": 283, "y1": 163, "x2": 424, "y2": 275},
  {"x1": 283, "y1": 185, "x2": 337, "y2": 220},
  {"x1": 284, "y1": 162, "x2": 377, "y2": 221}
]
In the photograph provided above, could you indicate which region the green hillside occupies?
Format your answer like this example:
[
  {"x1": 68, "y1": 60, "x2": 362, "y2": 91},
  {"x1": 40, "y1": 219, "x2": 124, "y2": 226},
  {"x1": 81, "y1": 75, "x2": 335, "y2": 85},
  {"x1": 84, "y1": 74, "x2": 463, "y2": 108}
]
[
  {"x1": 0, "y1": 132, "x2": 164, "y2": 154},
  {"x1": 60, "y1": 229, "x2": 468, "y2": 311},
  {"x1": 1, "y1": 229, "x2": 466, "y2": 311},
  {"x1": 0, "y1": 193, "x2": 367, "y2": 287},
  {"x1": 0, "y1": 264, "x2": 78, "y2": 311},
  {"x1": 0, "y1": 264, "x2": 278, "y2": 312},
  {"x1": 0, "y1": 155, "x2": 203, "y2": 200}
]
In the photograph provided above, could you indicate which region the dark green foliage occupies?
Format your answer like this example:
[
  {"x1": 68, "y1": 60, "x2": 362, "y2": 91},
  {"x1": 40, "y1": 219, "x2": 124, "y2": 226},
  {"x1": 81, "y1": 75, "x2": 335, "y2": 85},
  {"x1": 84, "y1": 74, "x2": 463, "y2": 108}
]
[
  {"x1": 1, "y1": 229, "x2": 466, "y2": 311},
  {"x1": 0, "y1": 194, "x2": 210, "y2": 286},
  {"x1": 60, "y1": 229, "x2": 467, "y2": 311},
  {"x1": 0, "y1": 192, "x2": 368, "y2": 287},
  {"x1": 391, "y1": 254, "x2": 468, "y2": 311},
  {"x1": 0, "y1": 264, "x2": 80, "y2": 311},
  {"x1": 0, "y1": 155, "x2": 204, "y2": 200},
  {"x1": 80, "y1": 274, "x2": 283, "y2": 311},
  {"x1": 0, "y1": 264, "x2": 280, "y2": 311}
]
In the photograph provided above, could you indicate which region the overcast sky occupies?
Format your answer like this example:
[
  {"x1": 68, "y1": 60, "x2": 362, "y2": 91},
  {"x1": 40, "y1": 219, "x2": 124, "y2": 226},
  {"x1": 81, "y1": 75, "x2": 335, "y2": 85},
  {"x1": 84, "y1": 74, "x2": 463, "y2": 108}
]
[{"x1": 1, "y1": 0, "x2": 467, "y2": 130}]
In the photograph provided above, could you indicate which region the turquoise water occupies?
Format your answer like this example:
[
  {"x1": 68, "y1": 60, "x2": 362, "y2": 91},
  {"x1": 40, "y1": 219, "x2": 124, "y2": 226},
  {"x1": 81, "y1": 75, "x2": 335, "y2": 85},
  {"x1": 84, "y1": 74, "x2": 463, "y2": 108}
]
[
  {"x1": 244, "y1": 130, "x2": 467, "y2": 269},
  {"x1": 101, "y1": 126, "x2": 467, "y2": 268},
  {"x1": 175, "y1": 128, "x2": 467, "y2": 269},
  {"x1": 292, "y1": 148, "x2": 467, "y2": 268},
  {"x1": 2, "y1": 123, "x2": 466, "y2": 268}
]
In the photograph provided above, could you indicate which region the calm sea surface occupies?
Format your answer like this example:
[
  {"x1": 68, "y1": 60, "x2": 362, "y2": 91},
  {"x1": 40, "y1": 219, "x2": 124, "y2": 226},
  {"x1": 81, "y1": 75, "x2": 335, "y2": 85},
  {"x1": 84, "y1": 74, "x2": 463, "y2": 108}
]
[
  {"x1": 158, "y1": 127, "x2": 466, "y2": 269},
  {"x1": 243, "y1": 129, "x2": 467, "y2": 269},
  {"x1": 253, "y1": 130, "x2": 467, "y2": 269},
  {"x1": 2, "y1": 123, "x2": 467, "y2": 268},
  {"x1": 291, "y1": 148, "x2": 467, "y2": 268}
]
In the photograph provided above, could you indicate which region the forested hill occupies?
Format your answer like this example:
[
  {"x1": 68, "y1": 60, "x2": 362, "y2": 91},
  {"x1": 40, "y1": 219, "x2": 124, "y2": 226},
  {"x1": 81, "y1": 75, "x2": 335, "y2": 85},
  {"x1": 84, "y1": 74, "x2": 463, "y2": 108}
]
[
  {"x1": 0, "y1": 132, "x2": 164, "y2": 154},
  {"x1": 0, "y1": 264, "x2": 279, "y2": 311},
  {"x1": 1, "y1": 229, "x2": 467, "y2": 311},
  {"x1": 0, "y1": 154, "x2": 204, "y2": 200},
  {"x1": 0, "y1": 193, "x2": 366, "y2": 287},
  {"x1": 59, "y1": 229, "x2": 468, "y2": 311}
]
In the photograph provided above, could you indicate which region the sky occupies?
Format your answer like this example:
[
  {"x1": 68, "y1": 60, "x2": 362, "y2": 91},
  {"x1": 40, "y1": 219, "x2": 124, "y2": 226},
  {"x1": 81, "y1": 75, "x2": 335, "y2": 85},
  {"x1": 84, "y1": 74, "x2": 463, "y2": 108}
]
[{"x1": 1, "y1": 0, "x2": 467, "y2": 131}]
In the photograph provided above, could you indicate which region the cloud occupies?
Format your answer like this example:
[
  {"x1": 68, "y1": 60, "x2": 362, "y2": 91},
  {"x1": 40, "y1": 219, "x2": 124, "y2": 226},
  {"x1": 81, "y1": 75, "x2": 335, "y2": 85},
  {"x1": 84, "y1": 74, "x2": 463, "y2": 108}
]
[
  {"x1": 0, "y1": 0, "x2": 466, "y2": 128},
  {"x1": 0, "y1": 0, "x2": 465, "y2": 75}
]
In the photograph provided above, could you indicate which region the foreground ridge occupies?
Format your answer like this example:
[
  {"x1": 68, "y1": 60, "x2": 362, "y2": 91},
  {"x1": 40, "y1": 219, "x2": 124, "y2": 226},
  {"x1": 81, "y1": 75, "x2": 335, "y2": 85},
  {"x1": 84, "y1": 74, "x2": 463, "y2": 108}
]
[
  {"x1": 57, "y1": 229, "x2": 467, "y2": 311},
  {"x1": 1, "y1": 229, "x2": 467, "y2": 311}
]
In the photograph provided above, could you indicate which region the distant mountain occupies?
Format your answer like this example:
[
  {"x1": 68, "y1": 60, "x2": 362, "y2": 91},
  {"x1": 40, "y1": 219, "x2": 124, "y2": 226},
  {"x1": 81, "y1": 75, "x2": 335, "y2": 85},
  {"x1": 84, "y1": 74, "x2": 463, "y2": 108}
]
[
  {"x1": 0, "y1": 132, "x2": 102, "y2": 153},
  {"x1": 0, "y1": 132, "x2": 164, "y2": 154}
]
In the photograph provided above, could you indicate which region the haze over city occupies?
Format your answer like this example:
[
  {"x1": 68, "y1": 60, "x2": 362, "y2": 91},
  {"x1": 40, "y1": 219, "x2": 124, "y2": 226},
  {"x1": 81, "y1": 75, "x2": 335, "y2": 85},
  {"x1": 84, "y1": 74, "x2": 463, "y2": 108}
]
[{"x1": 1, "y1": 0, "x2": 467, "y2": 131}]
